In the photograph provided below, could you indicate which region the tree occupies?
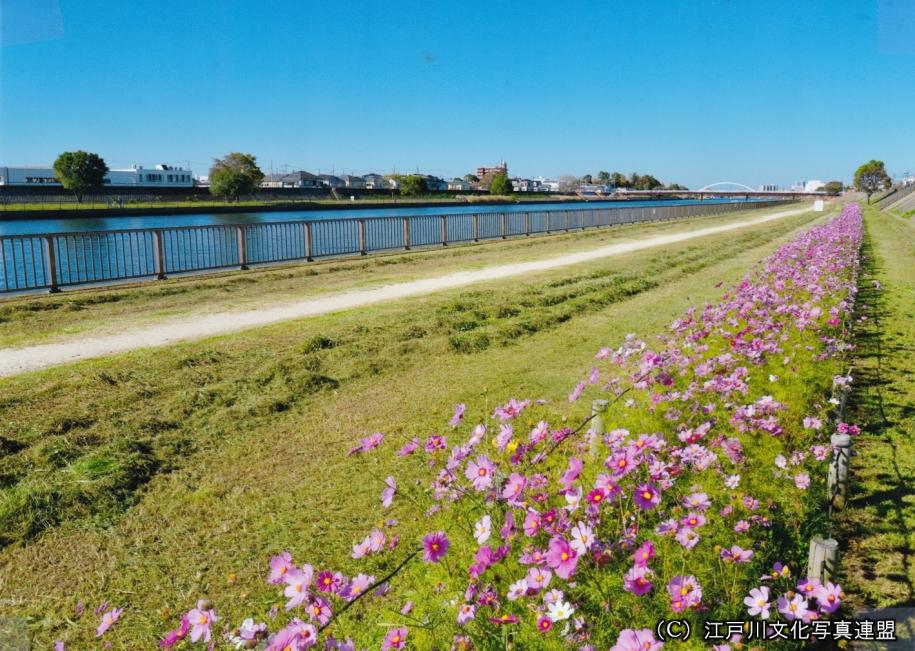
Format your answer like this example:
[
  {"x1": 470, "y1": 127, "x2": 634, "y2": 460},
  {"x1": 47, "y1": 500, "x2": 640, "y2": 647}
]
[
  {"x1": 580, "y1": 174, "x2": 593, "y2": 185},
  {"x1": 464, "y1": 173, "x2": 480, "y2": 184},
  {"x1": 209, "y1": 152, "x2": 264, "y2": 201},
  {"x1": 610, "y1": 172, "x2": 630, "y2": 189},
  {"x1": 557, "y1": 175, "x2": 580, "y2": 193},
  {"x1": 853, "y1": 160, "x2": 891, "y2": 203},
  {"x1": 489, "y1": 172, "x2": 512, "y2": 195},
  {"x1": 632, "y1": 174, "x2": 662, "y2": 191},
  {"x1": 52, "y1": 151, "x2": 108, "y2": 202},
  {"x1": 399, "y1": 175, "x2": 428, "y2": 196},
  {"x1": 822, "y1": 181, "x2": 843, "y2": 196},
  {"x1": 596, "y1": 170, "x2": 611, "y2": 184},
  {"x1": 666, "y1": 183, "x2": 689, "y2": 191}
]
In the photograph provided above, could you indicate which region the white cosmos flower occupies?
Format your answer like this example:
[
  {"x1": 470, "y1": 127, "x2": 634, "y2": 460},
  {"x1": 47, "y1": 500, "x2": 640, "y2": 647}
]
[
  {"x1": 473, "y1": 515, "x2": 491, "y2": 545},
  {"x1": 547, "y1": 599, "x2": 574, "y2": 622}
]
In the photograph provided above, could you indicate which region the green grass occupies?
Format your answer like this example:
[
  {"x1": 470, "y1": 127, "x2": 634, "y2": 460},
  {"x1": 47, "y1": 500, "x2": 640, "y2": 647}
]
[
  {"x1": 0, "y1": 204, "x2": 804, "y2": 349},
  {"x1": 837, "y1": 206, "x2": 915, "y2": 609},
  {"x1": 0, "y1": 207, "x2": 828, "y2": 647}
]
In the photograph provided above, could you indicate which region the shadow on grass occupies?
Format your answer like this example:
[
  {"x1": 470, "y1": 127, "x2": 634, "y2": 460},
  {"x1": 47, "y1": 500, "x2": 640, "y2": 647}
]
[{"x1": 837, "y1": 231, "x2": 915, "y2": 609}]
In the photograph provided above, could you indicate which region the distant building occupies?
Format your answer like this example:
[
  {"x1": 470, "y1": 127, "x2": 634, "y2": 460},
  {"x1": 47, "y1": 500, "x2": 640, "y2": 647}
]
[
  {"x1": 261, "y1": 171, "x2": 321, "y2": 189},
  {"x1": 804, "y1": 180, "x2": 825, "y2": 193},
  {"x1": 448, "y1": 178, "x2": 470, "y2": 191},
  {"x1": 533, "y1": 176, "x2": 560, "y2": 192},
  {"x1": 0, "y1": 163, "x2": 194, "y2": 187},
  {"x1": 758, "y1": 184, "x2": 779, "y2": 192},
  {"x1": 418, "y1": 175, "x2": 448, "y2": 191},
  {"x1": 362, "y1": 173, "x2": 388, "y2": 189},
  {"x1": 476, "y1": 160, "x2": 508, "y2": 178},
  {"x1": 317, "y1": 174, "x2": 344, "y2": 188},
  {"x1": 340, "y1": 174, "x2": 365, "y2": 189}
]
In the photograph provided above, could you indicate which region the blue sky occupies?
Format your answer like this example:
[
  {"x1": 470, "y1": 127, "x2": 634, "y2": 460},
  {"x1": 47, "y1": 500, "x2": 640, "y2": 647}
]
[{"x1": 1, "y1": 0, "x2": 913, "y2": 188}]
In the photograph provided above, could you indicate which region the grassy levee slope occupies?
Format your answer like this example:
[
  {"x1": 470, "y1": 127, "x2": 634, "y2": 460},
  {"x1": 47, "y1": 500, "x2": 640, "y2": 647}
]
[
  {"x1": 0, "y1": 204, "x2": 804, "y2": 349},
  {"x1": 0, "y1": 208, "x2": 825, "y2": 647},
  {"x1": 838, "y1": 206, "x2": 915, "y2": 607}
]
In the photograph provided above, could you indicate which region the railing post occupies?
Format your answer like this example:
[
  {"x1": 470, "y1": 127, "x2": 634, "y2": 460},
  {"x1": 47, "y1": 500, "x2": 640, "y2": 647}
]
[
  {"x1": 402, "y1": 217, "x2": 411, "y2": 250},
  {"x1": 523, "y1": 212, "x2": 530, "y2": 236},
  {"x1": 440, "y1": 215, "x2": 447, "y2": 246},
  {"x1": 827, "y1": 433, "x2": 852, "y2": 510},
  {"x1": 43, "y1": 236, "x2": 60, "y2": 293},
  {"x1": 807, "y1": 536, "x2": 839, "y2": 583},
  {"x1": 472, "y1": 214, "x2": 479, "y2": 242},
  {"x1": 358, "y1": 219, "x2": 367, "y2": 255},
  {"x1": 564, "y1": 210, "x2": 570, "y2": 232},
  {"x1": 579, "y1": 211, "x2": 584, "y2": 230},
  {"x1": 304, "y1": 222, "x2": 313, "y2": 261},
  {"x1": 546, "y1": 212, "x2": 551, "y2": 234},
  {"x1": 236, "y1": 225, "x2": 248, "y2": 269},
  {"x1": 500, "y1": 213, "x2": 506, "y2": 239},
  {"x1": 589, "y1": 399, "x2": 609, "y2": 458},
  {"x1": 152, "y1": 229, "x2": 166, "y2": 279}
]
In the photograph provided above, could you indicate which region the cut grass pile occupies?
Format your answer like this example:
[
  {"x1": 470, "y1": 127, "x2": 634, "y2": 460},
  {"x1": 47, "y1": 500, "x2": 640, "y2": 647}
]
[{"x1": 0, "y1": 208, "x2": 827, "y2": 647}]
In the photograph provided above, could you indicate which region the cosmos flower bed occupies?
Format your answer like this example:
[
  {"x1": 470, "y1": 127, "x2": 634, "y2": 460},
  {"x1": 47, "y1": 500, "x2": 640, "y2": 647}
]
[{"x1": 76, "y1": 205, "x2": 863, "y2": 650}]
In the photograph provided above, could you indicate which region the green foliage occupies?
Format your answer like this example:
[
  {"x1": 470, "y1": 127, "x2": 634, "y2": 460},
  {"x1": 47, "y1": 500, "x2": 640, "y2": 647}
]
[
  {"x1": 489, "y1": 172, "x2": 513, "y2": 195},
  {"x1": 821, "y1": 181, "x2": 843, "y2": 196},
  {"x1": 610, "y1": 172, "x2": 630, "y2": 188},
  {"x1": 398, "y1": 175, "x2": 428, "y2": 196},
  {"x1": 853, "y1": 160, "x2": 891, "y2": 202},
  {"x1": 52, "y1": 151, "x2": 108, "y2": 202},
  {"x1": 463, "y1": 173, "x2": 480, "y2": 184},
  {"x1": 596, "y1": 170, "x2": 611, "y2": 184},
  {"x1": 666, "y1": 182, "x2": 689, "y2": 191},
  {"x1": 209, "y1": 152, "x2": 265, "y2": 201}
]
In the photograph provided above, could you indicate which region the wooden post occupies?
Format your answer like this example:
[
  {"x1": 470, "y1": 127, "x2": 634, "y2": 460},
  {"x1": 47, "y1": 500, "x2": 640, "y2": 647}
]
[
  {"x1": 152, "y1": 229, "x2": 166, "y2": 279},
  {"x1": 358, "y1": 219, "x2": 367, "y2": 255},
  {"x1": 440, "y1": 215, "x2": 447, "y2": 246},
  {"x1": 589, "y1": 399, "x2": 609, "y2": 458},
  {"x1": 402, "y1": 217, "x2": 411, "y2": 250},
  {"x1": 43, "y1": 236, "x2": 60, "y2": 293},
  {"x1": 304, "y1": 222, "x2": 313, "y2": 261},
  {"x1": 472, "y1": 214, "x2": 479, "y2": 242},
  {"x1": 500, "y1": 213, "x2": 506, "y2": 239},
  {"x1": 828, "y1": 433, "x2": 852, "y2": 509},
  {"x1": 236, "y1": 225, "x2": 248, "y2": 270},
  {"x1": 807, "y1": 536, "x2": 839, "y2": 583}
]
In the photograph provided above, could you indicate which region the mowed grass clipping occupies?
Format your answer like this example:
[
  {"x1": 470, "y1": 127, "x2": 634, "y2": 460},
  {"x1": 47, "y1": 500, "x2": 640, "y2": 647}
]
[
  {"x1": 0, "y1": 209, "x2": 825, "y2": 647},
  {"x1": 0, "y1": 204, "x2": 807, "y2": 348},
  {"x1": 838, "y1": 207, "x2": 915, "y2": 608}
]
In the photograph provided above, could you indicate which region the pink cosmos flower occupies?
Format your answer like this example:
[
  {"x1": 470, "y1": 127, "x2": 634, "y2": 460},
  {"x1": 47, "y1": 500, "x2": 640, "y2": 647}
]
[
  {"x1": 187, "y1": 602, "x2": 217, "y2": 643},
  {"x1": 381, "y1": 476, "x2": 397, "y2": 508},
  {"x1": 396, "y1": 437, "x2": 420, "y2": 456},
  {"x1": 382, "y1": 627, "x2": 408, "y2": 650},
  {"x1": 744, "y1": 586, "x2": 771, "y2": 619},
  {"x1": 502, "y1": 472, "x2": 527, "y2": 503},
  {"x1": 96, "y1": 607, "x2": 123, "y2": 637},
  {"x1": 610, "y1": 628, "x2": 663, "y2": 651},
  {"x1": 306, "y1": 596, "x2": 332, "y2": 626},
  {"x1": 159, "y1": 615, "x2": 190, "y2": 648},
  {"x1": 450, "y1": 403, "x2": 465, "y2": 427},
  {"x1": 537, "y1": 616, "x2": 553, "y2": 632},
  {"x1": 465, "y1": 455, "x2": 495, "y2": 491},
  {"x1": 284, "y1": 568, "x2": 313, "y2": 610},
  {"x1": 683, "y1": 491, "x2": 711, "y2": 511},
  {"x1": 794, "y1": 472, "x2": 811, "y2": 489},
  {"x1": 269, "y1": 551, "x2": 295, "y2": 584},
  {"x1": 778, "y1": 593, "x2": 809, "y2": 620},
  {"x1": 526, "y1": 566, "x2": 552, "y2": 590},
  {"x1": 815, "y1": 581, "x2": 842, "y2": 614},
  {"x1": 422, "y1": 531, "x2": 450, "y2": 563},
  {"x1": 342, "y1": 573, "x2": 374, "y2": 601},
  {"x1": 633, "y1": 483, "x2": 660, "y2": 510},
  {"x1": 559, "y1": 457, "x2": 583, "y2": 491},
  {"x1": 570, "y1": 521, "x2": 595, "y2": 555},
  {"x1": 501, "y1": 511, "x2": 515, "y2": 540},
  {"x1": 348, "y1": 432, "x2": 384, "y2": 455},
  {"x1": 488, "y1": 614, "x2": 519, "y2": 625},
  {"x1": 545, "y1": 536, "x2": 578, "y2": 579},
  {"x1": 668, "y1": 575, "x2": 702, "y2": 611},
  {"x1": 624, "y1": 565, "x2": 654, "y2": 596},
  {"x1": 803, "y1": 416, "x2": 823, "y2": 430},
  {"x1": 633, "y1": 540, "x2": 655, "y2": 567},
  {"x1": 568, "y1": 381, "x2": 586, "y2": 402},
  {"x1": 507, "y1": 578, "x2": 528, "y2": 601},
  {"x1": 721, "y1": 545, "x2": 754, "y2": 563},
  {"x1": 492, "y1": 398, "x2": 530, "y2": 421},
  {"x1": 457, "y1": 603, "x2": 476, "y2": 625}
]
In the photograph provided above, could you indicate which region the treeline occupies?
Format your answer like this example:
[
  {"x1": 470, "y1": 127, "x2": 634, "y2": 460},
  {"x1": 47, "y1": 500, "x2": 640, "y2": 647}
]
[{"x1": 579, "y1": 171, "x2": 688, "y2": 191}]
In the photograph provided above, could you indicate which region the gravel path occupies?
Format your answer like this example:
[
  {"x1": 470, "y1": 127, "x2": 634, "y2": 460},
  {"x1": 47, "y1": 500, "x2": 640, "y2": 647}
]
[{"x1": 0, "y1": 206, "x2": 812, "y2": 378}]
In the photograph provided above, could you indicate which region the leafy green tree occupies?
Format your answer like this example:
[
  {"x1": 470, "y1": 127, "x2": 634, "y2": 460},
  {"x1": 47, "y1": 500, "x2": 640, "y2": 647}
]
[
  {"x1": 632, "y1": 174, "x2": 662, "y2": 190},
  {"x1": 52, "y1": 151, "x2": 109, "y2": 202},
  {"x1": 821, "y1": 181, "x2": 843, "y2": 196},
  {"x1": 209, "y1": 152, "x2": 265, "y2": 201},
  {"x1": 464, "y1": 173, "x2": 480, "y2": 184},
  {"x1": 610, "y1": 172, "x2": 630, "y2": 189},
  {"x1": 853, "y1": 160, "x2": 891, "y2": 203},
  {"x1": 489, "y1": 172, "x2": 513, "y2": 195},
  {"x1": 666, "y1": 183, "x2": 689, "y2": 191},
  {"x1": 399, "y1": 175, "x2": 428, "y2": 196},
  {"x1": 580, "y1": 174, "x2": 593, "y2": 184},
  {"x1": 596, "y1": 170, "x2": 611, "y2": 184}
]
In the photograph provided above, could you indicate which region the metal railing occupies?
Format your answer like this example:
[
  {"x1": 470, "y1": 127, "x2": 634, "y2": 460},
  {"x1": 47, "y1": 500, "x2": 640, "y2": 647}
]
[
  {"x1": 876, "y1": 182, "x2": 915, "y2": 207},
  {"x1": 0, "y1": 200, "x2": 788, "y2": 294}
]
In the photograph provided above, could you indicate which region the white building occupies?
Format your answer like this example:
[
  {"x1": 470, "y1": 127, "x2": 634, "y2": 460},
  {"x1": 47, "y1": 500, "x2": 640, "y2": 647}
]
[
  {"x1": 0, "y1": 164, "x2": 194, "y2": 187},
  {"x1": 804, "y1": 180, "x2": 825, "y2": 193}
]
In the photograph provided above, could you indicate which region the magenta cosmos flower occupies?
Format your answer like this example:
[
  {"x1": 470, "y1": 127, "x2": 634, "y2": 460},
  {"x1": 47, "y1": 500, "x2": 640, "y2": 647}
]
[
  {"x1": 186, "y1": 602, "x2": 217, "y2": 643},
  {"x1": 633, "y1": 483, "x2": 660, "y2": 510},
  {"x1": 624, "y1": 565, "x2": 654, "y2": 596},
  {"x1": 382, "y1": 627, "x2": 408, "y2": 650},
  {"x1": 545, "y1": 536, "x2": 578, "y2": 579},
  {"x1": 465, "y1": 455, "x2": 495, "y2": 491},
  {"x1": 450, "y1": 403, "x2": 466, "y2": 427},
  {"x1": 268, "y1": 551, "x2": 295, "y2": 584},
  {"x1": 610, "y1": 628, "x2": 663, "y2": 651},
  {"x1": 422, "y1": 531, "x2": 450, "y2": 563},
  {"x1": 381, "y1": 476, "x2": 397, "y2": 508},
  {"x1": 632, "y1": 540, "x2": 655, "y2": 567}
]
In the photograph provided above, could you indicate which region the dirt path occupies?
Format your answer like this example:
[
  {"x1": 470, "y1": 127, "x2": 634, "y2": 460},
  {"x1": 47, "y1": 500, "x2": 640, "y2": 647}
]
[{"x1": 0, "y1": 205, "x2": 814, "y2": 377}]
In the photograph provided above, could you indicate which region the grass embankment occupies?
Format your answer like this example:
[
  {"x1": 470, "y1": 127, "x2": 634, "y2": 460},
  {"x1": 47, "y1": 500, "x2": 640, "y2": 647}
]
[
  {"x1": 0, "y1": 204, "x2": 805, "y2": 349},
  {"x1": 0, "y1": 208, "x2": 825, "y2": 647},
  {"x1": 838, "y1": 206, "x2": 915, "y2": 608}
]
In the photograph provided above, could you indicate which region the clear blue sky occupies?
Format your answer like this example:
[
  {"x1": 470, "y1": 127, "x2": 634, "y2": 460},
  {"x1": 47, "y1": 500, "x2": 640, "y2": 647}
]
[{"x1": 1, "y1": 0, "x2": 913, "y2": 188}]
